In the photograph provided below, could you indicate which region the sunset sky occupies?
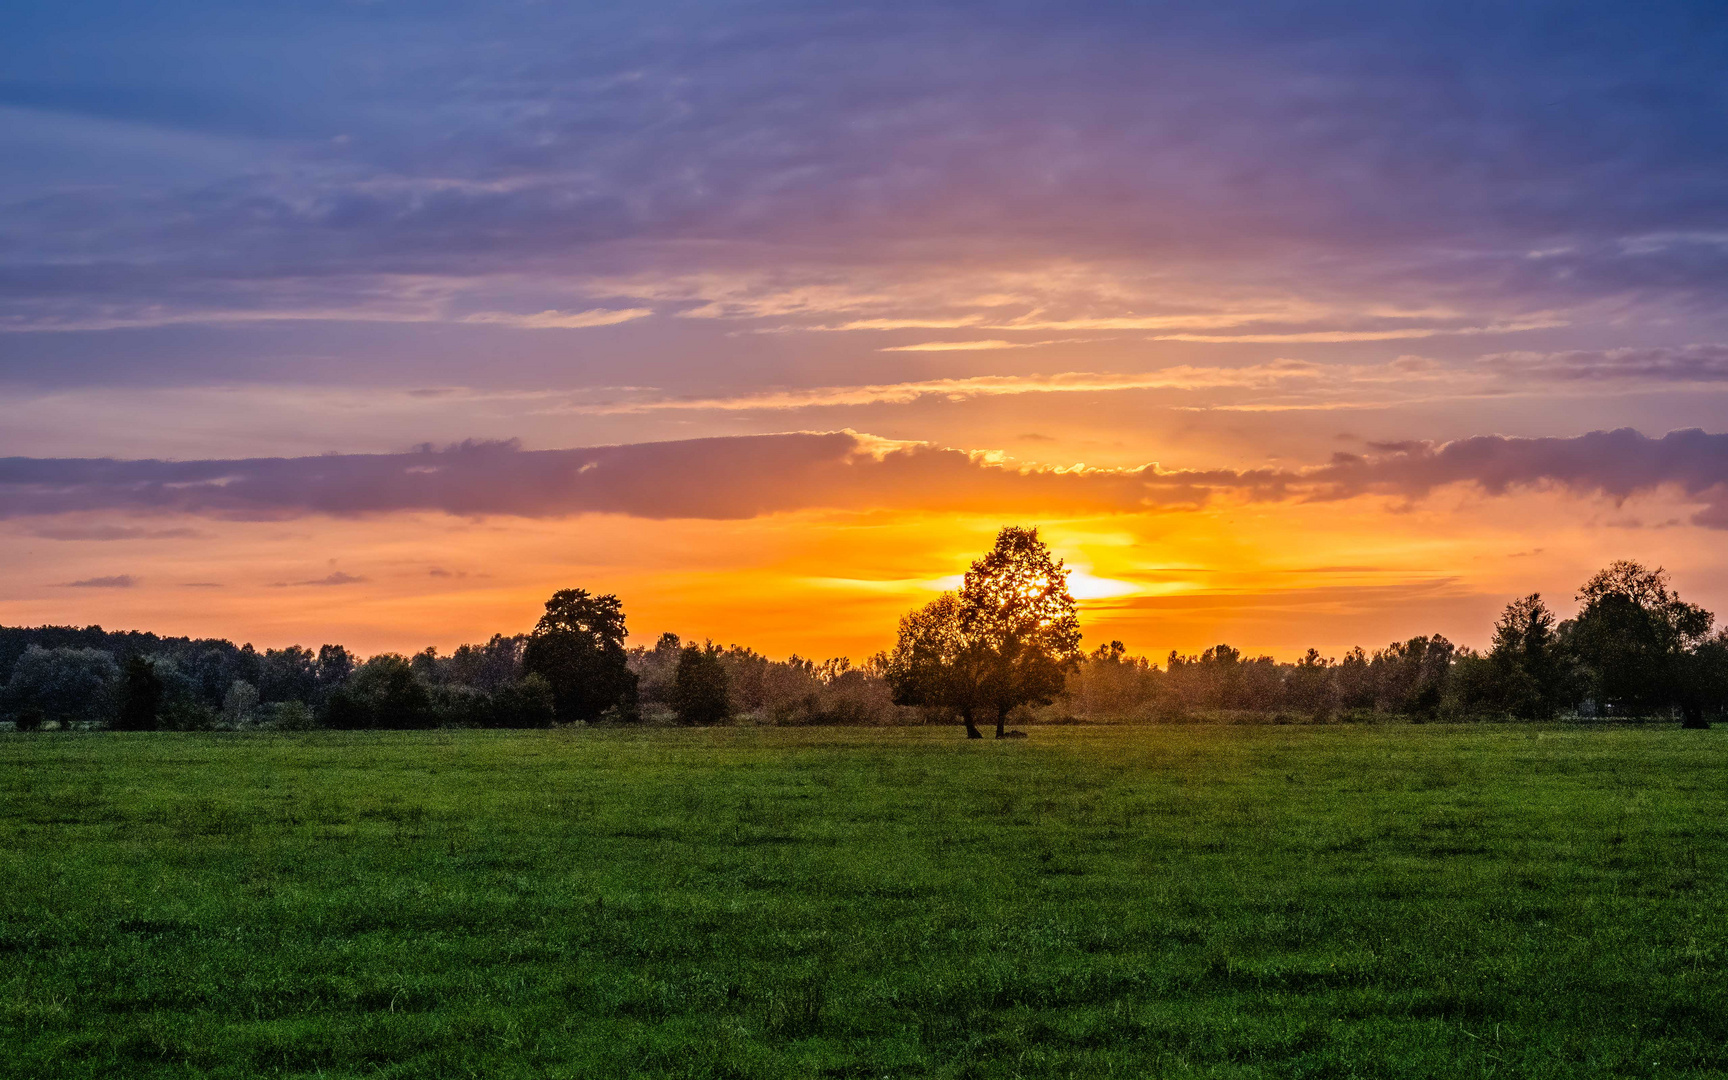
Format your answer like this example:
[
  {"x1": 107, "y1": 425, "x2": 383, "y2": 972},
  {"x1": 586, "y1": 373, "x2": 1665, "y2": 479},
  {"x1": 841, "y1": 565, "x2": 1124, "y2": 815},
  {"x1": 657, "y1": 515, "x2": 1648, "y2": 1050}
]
[{"x1": 4, "y1": 1, "x2": 1727, "y2": 661}]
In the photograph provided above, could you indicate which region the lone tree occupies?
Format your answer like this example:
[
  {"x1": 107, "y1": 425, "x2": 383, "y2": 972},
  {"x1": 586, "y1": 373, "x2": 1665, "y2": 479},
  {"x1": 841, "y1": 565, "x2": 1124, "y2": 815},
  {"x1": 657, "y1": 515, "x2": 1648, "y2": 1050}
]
[
  {"x1": 886, "y1": 526, "x2": 1082, "y2": 738},
  {"x1": 522, "y1": 588, "x2": 638, "y2": 722}
]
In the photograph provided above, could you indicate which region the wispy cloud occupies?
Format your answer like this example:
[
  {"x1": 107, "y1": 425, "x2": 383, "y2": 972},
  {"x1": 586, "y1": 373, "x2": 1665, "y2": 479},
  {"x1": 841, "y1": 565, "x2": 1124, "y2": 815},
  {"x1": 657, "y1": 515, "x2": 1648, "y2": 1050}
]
[
  {"x1": 272, "y1": 571, "x2": 367, "y2": 587},
  {"x1": 57, "y1": 574, "x2": 138, "y2": 588},
  {"x1": 1154, "y1": 320, "x2": 1567, "y2": 344},
  {"x1": 576, "y1": 364, "x2": 1327, "y2": 413},
  {"x1": 459, "y1": 308, "x2": 652, "y2": 329},
  {"x1": 28, "y1": 524, "x2": 203, "y2": 541},
  {"x1": 1482, "y1": 344, "x2": 1728, "y2": 384},
  {"x1": 879, "y1": 339, "x2": 1054, "y2": 352}
]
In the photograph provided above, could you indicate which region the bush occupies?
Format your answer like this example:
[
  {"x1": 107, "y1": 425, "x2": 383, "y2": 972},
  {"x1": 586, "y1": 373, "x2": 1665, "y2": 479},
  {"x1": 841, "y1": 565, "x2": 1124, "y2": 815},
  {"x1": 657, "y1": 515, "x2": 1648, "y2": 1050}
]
[
  {"x1": 490, "y1": 674, "x2": 557, "y2": 728},
  {"x1": 265, "y1": 701, "x2": 319, "y2": 731}
]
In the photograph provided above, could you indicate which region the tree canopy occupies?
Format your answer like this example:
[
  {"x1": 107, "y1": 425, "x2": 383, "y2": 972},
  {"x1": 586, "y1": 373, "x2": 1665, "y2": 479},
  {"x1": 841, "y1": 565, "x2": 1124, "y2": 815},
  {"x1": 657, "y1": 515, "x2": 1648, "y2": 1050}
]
[
  {"x1": 886, "y1": 526, "x2": 1081, "y2": 738},
  {"x1": 521, "y1": 588, "x2": 638, "y2": 722},
  {"x1": 1566, "y1": 561, "x2": 1714, "y2": 719}
]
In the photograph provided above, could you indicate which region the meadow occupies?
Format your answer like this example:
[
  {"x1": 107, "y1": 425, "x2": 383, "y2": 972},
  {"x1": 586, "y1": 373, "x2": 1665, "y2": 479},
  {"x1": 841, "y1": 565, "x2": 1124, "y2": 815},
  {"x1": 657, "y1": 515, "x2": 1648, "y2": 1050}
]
[{"x1": 1, "y1": 724, "x2": 1724, "y2": 1079}]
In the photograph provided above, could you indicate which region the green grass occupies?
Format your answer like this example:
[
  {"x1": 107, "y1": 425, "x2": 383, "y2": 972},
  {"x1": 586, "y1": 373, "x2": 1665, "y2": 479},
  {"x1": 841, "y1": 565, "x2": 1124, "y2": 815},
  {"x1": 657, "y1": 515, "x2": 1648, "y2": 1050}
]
[{"x1": 1, "y1": 725, "x2": 1725, "y2": 1079}]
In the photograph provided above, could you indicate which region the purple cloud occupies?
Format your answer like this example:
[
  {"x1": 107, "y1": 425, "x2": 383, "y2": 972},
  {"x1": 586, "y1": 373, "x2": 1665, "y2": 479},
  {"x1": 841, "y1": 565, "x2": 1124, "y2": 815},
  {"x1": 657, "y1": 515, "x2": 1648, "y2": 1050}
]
[{"x1": 2, "y1": 427, "x2": 1726, "y2": 527}]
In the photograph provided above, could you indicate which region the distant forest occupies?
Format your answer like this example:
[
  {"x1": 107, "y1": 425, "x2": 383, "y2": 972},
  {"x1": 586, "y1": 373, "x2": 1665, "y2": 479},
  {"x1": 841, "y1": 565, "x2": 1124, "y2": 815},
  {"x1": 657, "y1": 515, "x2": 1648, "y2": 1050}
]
[{"x1": 4, "y1": 531, "x2": 1726, "y2": 733}]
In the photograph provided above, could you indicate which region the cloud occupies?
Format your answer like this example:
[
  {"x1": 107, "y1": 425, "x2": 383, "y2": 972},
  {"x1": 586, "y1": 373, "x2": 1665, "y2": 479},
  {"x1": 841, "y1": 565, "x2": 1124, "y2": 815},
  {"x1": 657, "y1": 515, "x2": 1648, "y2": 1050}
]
[
  {"x1": 879, "y1": 340, "x2": 1051, "y2": 352},
  {"x1": 576, "y1": 364, "x2": 1327, "y2": 413},
  {"x1": 0, "y1": 432, "x2": 1273, "y2": 521},
  {"x1": 57, "y1": 574, "x2": 138, "y2": 588},
  {"x1": 2, "y1": 1, "x2": 1724, "y2": 366},
  {"x1": 1154, "y1": 320, "x2": 1567, "y2": 344},
  {"x1": 458, "y1": 308, "x2": 652, "y2": 329},
  {"x1": 1482, "y1": 344, "x2": 1728, "y2": 384},
  {"x1": 1307, "y1": 428, "x2": 1728, "y2": 527},
  {"x1": 273, "y1": 571, "x2": 367, "y2": 587},
  {"x1": 27, "y1": 524, "x2": 203, "y2": 541},
  {"x1": 2, "y1": 426, "x2": 1726, "y2": 527}
]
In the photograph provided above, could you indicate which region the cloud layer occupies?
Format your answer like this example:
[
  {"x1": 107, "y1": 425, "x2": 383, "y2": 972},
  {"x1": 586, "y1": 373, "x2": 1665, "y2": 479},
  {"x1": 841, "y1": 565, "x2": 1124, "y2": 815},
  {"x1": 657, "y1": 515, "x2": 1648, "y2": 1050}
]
[
  {"x1": 2, "y1": 1, "x2": 1725, "y2": 374},
  {"x1": 4, "y1": 427, "x2": 1726, "y2": 526}
]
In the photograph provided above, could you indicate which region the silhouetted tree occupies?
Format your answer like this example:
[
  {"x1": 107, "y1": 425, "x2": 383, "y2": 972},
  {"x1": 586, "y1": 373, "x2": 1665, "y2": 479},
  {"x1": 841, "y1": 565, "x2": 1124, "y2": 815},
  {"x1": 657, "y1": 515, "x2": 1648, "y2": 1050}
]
[
  {"x1": 522, "y1": 589, "x2": 638, "y2": 722},
  {"x1": 886, "y1": 527, "x2": 1082, "y2": 738},
  {"x1": 1486, "y1": 594, "x2": 1562, "y2": 718},
  {"x1": 1064, "y1": 641, "x2": 1162, "y2": 721},
  {"x1": 884, "y1": 593, "x2": 991, "y2": 737},
  {"x1": 1678, "y1": 631, "x2": 1728, "y2": 729},
  {"x1": 1286, "y1": 648, "x2": 1337, "y2": 718},
  {"x1": 116, "y1": 655, "x2": 164, "y2": 731},
  {"x1": 671, "y1": 643, "x2": 731, "y2": 725},
  {"x1": 315, "y1": 644, "x2": 354, "y2": 697},
  {"x1": 1564, "y1": 561, "x2": 1713, "y2": 717},
  {"x1": 444, "y1": 634, "x2": 523, "y2": 690},
  {"x1": 1371, "y1": 635, "x2": 1453, "y2": 717}
]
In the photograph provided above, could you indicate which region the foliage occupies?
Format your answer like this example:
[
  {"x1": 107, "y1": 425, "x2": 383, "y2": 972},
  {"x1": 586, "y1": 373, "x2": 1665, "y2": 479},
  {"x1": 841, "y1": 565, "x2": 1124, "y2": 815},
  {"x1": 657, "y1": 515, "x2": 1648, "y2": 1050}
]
[
  {"x1": 0, "y1": 646, "x2": 119, "y2": 730},
  {"x1": 1564, "y1": 561, "x2": 1715, "y2": 717},
  {"x1": 5, "y1": 555, "x2": 1726, "y2": 732},
  {"x1": 960, "y1": 526, "x2": 1082, "y2": 735},
  {"x1": 2, "y1": 726, "x2": 1725, "y2": 1078},
  {"x1": 886, "y1": 527, "x2": 1082, "y2": 737},
  {"x1": 115, "y1": 655, "x2": 165, "y2": 731},
  {"x1": 671, "y1": 642, "x2": 732, "y2": 725},
  {"x1": 522, "y1": 589, "x2": 638, "y2": 722},
  {"x1": 324, "y1": 654, "x2": 435, "y2": 730},
  {"x1": 263, "y1": 700, "x2": 318, "y2": 731},
  {"x1": 883, "y1": 593, "x2": 992, "y2": 737},
  {"x1": 1486, "y1": 594, "x2": 1562, "y2": 718},
  {"x1": 221, "y1": 680, "x2": 261, "y2": 726}
]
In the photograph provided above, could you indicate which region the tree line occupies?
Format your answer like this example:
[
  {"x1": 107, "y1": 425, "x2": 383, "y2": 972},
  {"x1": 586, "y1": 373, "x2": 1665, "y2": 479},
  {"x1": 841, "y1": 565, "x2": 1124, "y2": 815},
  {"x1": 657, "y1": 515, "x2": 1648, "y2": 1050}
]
[{"x1": 3, "y1": 529, "x2": 1725, "y2": 733}]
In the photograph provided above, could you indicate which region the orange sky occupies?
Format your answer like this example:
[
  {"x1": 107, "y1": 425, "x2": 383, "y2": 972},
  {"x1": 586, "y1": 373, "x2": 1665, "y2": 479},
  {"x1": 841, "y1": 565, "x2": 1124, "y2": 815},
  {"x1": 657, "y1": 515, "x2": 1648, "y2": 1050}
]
[{"x1": 5, "y1": 476, "x2": 1725, "y2": 664}]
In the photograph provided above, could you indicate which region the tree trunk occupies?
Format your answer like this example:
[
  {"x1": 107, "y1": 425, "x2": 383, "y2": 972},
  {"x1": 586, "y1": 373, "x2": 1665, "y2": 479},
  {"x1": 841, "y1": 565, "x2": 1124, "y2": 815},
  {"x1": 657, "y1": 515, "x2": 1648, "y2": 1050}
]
[
  {"x1": 994, "y1": 706, "x2": 1007, "y2": 739},
  {"x1": 1680, "y1": 702, "x2": 1710, "y2": 729},
  {"x1": 961, "y1": 708, "x2": 983, "y2": 739}
]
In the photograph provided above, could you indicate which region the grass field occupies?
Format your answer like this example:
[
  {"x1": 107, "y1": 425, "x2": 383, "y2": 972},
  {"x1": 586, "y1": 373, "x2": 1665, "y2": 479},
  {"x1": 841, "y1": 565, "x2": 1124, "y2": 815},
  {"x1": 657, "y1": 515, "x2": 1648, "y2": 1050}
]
[{"x1": 2, "y1": 725, "x2": 1725, "y2": 1079}]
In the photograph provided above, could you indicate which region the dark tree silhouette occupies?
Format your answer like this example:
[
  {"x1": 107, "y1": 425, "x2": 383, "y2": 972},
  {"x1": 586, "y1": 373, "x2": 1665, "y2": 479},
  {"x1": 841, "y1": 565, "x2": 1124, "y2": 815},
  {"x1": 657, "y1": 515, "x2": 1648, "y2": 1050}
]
[
  {"x1": 1565, "y1": 561, "x2": 1713, "y2": 717},
  {"x1": 115, "y1": 654, "x2": 164, "y2": 731},
  {"x1": 671, "y1": 643, "x2": 731, "y2": 725},
  {"x1": 1487, "y1": 594, "x2": 1561, "y2": 718},
  {"x1": 887, "y1": 526, "x2": 1081, "y2": 738},
  {"x1": 884, "y1": 593, "x2": 992, "y2": 738},
  {"x1": 960, "y1": 526, "x2": 1082, "y2": 737},
  {"x1": 1679, "y1": 631, "x2": 1728, "y2": 729},
  {"x1": 521, "y1": 588, "x2": 638, "y2": 722}
]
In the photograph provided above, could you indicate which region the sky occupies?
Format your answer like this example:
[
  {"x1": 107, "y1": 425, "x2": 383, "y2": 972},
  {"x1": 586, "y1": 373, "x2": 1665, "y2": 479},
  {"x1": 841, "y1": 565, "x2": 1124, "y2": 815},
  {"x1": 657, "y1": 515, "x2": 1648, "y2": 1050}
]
[{"x1": 3, "y1": 0, "x2": 1728, "y2": 661}]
